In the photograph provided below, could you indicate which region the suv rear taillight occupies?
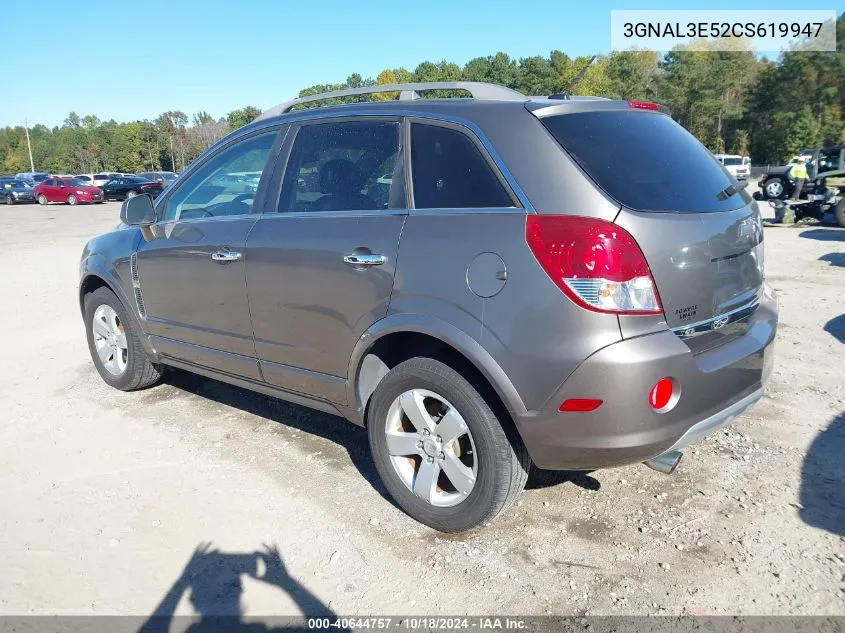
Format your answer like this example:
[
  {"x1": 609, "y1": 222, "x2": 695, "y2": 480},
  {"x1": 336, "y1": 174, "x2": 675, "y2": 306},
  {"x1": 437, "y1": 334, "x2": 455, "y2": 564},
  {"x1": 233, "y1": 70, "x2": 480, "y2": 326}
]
[{"x1": 525, "y1": 215, "x2": 663, "y2": 315}]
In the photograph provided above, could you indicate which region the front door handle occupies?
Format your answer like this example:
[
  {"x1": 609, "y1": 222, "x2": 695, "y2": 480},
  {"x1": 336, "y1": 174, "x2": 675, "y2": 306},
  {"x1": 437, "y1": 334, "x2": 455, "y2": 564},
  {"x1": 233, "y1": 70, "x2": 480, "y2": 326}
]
[
  {"x1": 211, "y1": 250, "x2": 242, "y2": 262},
  {"x1": 343, "y1": 253, "x2": 386, "y2": 267}
]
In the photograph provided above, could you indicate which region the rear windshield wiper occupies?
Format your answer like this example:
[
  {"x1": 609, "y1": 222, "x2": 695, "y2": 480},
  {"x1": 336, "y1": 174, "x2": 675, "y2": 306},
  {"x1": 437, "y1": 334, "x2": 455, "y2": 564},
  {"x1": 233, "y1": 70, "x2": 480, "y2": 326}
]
[{"x1": 716, "y1": 180, "x2": 749, "y2": 200}]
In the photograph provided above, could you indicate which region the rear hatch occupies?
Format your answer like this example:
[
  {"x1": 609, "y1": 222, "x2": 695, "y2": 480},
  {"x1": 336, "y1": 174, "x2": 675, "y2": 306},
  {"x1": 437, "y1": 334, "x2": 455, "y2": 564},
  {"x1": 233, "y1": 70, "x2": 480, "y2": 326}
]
[{"x1": 535, "y1": 105, "x2": 764, "y2": 353}]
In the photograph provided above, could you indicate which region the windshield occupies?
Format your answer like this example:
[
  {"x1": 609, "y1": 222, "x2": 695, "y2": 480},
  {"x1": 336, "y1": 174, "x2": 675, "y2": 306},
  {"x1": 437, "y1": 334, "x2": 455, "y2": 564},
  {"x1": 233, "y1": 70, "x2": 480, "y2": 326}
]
[
  {"x1": 541, "y1": 111, "x2": 740, "y2": 213},
  {"x1": 66, "y1": 179, "x2": 87, "y2": 187},
  {"x1": 723, "y1": 157, "x2": 743, "y2": 166}
]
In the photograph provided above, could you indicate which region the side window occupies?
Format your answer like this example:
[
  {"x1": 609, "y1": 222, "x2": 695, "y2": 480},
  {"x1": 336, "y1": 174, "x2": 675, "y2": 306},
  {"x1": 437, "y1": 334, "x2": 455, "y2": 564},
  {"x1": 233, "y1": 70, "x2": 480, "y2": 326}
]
[
  {"x1": 163, "y1": 131, "x2": 277, "y2": 221},
  {"x1": 278, "y1": 120, "x2": 403, "y2": 213},
  {"x1": 817, "y1": 149, "x2": 840, "y2": 174},
  {"x1": 410, "y1": 122, "x2": 515, "y2": 209}
]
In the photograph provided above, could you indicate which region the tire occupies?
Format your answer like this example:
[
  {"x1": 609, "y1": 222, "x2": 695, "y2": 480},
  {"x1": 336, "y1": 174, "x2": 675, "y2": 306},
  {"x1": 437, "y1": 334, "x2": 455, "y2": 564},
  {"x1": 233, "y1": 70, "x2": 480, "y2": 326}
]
[
  {"x1": 67, "y1": 194, "x2": 78, "y2": 206},
  {"x1": 763, "y1": 177, "x2": 787, "y2": 200},
  {"x1": 835, "y1": 198, "x2": 845, "y2": 228},
  {"x1": 367, "y1": 357, "x2": 530, "y2": 532},
  {"x1": 5, "y1": 194, "x2": 14, "y2": 205},
  {"x1": 126, "y1": 190, "x2": 138, "y2": 199},
  {"x1": 84, "y1": 287, "x2": 162, "y2": 391},
  {"x1": 37, "y1": 194, "x2": 47, "y2": 205}
]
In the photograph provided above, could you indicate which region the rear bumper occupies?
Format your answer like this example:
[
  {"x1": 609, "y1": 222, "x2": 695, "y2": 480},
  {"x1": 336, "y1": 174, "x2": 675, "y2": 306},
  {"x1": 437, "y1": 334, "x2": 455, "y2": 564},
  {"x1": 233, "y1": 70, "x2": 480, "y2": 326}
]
[{"x1": 513, "y1": 287, "x2": 777, "y2": 470}]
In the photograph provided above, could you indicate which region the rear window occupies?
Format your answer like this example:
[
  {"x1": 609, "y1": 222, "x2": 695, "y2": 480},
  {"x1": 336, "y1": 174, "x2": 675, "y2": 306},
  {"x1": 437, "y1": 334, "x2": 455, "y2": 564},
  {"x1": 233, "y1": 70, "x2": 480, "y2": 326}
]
[{"x1": 541, "y1": 111, "x2": 741, "y2": 213}]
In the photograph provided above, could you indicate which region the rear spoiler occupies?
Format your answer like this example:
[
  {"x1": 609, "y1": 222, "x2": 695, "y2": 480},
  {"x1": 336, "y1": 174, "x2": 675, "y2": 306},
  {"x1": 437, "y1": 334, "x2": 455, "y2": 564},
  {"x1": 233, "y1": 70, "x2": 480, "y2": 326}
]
[{"x1": 526, "y1": 99, "x2": 671, "y2": 118}]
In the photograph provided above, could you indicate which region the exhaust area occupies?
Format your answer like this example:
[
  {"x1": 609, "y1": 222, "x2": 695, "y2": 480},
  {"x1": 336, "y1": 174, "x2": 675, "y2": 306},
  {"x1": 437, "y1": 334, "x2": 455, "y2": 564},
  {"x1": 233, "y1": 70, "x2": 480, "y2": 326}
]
[{"x1": 643, "y1": 450, "x2": 683, "y2": 475}]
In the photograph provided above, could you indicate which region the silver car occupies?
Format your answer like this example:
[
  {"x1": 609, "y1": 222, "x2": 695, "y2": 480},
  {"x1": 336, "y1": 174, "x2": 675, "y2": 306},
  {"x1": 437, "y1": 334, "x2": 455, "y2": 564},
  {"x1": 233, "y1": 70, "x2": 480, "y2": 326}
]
[{"x1": 78, "y1": 82, "x2": 777, "y2": 532}]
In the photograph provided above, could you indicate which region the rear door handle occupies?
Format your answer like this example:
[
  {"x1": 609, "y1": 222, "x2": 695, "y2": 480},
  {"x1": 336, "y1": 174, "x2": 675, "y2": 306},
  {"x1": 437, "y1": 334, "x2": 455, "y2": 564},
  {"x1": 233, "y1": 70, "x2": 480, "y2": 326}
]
[
  {"x1": 343, "y1": 253, "x2": 386, "y2": 266},
  {"x1": 211, "y1": 250, "x2": 242, "y2": 262}
]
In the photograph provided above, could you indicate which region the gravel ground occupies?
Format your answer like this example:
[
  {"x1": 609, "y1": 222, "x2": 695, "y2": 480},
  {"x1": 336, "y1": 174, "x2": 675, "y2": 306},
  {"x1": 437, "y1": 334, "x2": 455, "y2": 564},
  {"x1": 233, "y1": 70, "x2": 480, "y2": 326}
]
[{"x1": 0, "y1": 197, "x2": 842, "y2": 618}]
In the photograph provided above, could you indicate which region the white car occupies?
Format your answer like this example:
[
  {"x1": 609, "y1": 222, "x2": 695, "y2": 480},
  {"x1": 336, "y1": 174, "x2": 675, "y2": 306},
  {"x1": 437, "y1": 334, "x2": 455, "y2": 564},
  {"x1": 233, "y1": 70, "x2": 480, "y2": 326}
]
[
  {"x1": 74, "y1": 173, "x2": 117, "y2": 188},
  {"x1": 714, "y1": 154, "x2": 750, "y2": 181}
]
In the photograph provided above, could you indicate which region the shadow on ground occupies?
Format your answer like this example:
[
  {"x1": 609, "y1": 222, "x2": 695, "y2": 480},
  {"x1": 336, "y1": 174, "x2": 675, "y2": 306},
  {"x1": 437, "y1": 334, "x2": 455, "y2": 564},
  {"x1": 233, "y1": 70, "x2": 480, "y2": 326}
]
[
  {"x1": 799, "y1": 228, "x2": 845, "y2": 241},
  {"x1": 819, "y1": 252, "x2": 845, "y2": 268},
  {"x1": 824, "y1": 315, "x2": 845, "y2": 343},
  {"x1": 139, "y1": 543, "x2": 345, "y2": 633},
  {"x1": 163, "y1": 369, "x2": 595, "y2": 497},
  {"x1": 162, "y1": 369, "x2": 394, "y2": 503},
  {"x1": 526, "y1": 469, "x2": 601, "y2": 491},
  {"x1": 799, "y1": 413, "x2": 845, "y2": 537}
]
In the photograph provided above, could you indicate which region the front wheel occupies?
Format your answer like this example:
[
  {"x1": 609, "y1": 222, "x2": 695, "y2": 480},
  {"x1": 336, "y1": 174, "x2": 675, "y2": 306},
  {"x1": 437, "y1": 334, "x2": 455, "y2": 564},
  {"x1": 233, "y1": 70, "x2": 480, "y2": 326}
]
[
  {"x1": 5, "y1": 194, "x2": 14, "y2": 205},
  {"x1": 367, "y1": 357, "x2": 529, "y2": 532},
  {"x1": 84, "y1": 287, "x2": 162, "y2": 391},
  {"x1": 67, "y1": 194, "x2": 78, "y2": 205},
  {"x1": 37, "y1": 194, "x2": 47, "y2": 205},
  {"x1": 763, "y1": 177, "x2": 787, "y2": 200}
]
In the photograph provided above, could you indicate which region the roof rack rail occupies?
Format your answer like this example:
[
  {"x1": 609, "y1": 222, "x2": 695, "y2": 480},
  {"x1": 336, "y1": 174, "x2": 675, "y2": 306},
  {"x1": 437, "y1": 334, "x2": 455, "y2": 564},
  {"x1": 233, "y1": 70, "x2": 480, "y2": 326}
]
[{"x1": 257, "y1": 81, "x2": 526, "y2": 121}]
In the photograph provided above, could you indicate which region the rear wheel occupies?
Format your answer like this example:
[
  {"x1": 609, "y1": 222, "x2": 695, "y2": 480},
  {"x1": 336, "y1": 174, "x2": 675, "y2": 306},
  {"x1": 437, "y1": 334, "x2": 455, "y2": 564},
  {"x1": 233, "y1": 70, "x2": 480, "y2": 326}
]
[
  {"x1": 67, "y1": 194, "x2": 78, "y2": 205},
  {"x1": 37, "y1": 194, "x2": 47, "y2": 205},
  {"x1": 763, "y1": 177, "x2": 786, "y2": 200},
  {"x1": 126, "y1": 190, "x2": 138, "y2": 199},
  {"x1": 84, "y1": 287, "x2": 162, "y2": 391},
  {"x1": 367, "y1": 358, "x2": 529, "y2": 532}
]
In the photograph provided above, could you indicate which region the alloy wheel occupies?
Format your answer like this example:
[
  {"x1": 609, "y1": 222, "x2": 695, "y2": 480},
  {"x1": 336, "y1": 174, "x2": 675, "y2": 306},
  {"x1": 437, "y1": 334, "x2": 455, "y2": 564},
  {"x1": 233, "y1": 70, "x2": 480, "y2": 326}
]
[
  {"x1": 765, "y1": 180, "x2": 784, "y2": 198},
  {"x1": 91, "y1": 305, "x2": 128, "y2": 376},
  {"x1": 384, "y1": 389, "x2": 478, "y2": 507}
]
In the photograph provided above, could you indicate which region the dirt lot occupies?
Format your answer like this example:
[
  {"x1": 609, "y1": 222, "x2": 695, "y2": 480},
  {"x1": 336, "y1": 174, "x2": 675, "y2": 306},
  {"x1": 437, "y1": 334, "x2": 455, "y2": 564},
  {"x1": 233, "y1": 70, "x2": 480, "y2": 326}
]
[{"x1": 0, "y1": 198, "x2": 842, "y2": 618}]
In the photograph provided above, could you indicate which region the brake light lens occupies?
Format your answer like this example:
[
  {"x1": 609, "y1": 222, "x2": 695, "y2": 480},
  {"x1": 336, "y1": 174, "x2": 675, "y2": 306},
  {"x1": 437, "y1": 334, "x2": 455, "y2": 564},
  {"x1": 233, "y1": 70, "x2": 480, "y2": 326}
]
[
  {"x1": 526, "y1": 215, "x2": 663, "y2": 315},
  {"x1": 628, "y1": 100, "x2": 660, "y2": 111}
]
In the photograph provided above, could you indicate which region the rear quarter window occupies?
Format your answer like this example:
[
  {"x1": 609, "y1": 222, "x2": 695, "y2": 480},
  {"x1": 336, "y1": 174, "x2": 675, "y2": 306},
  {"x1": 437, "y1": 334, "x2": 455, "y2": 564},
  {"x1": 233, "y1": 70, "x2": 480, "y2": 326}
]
[
  {"x1": 410, "y1": 122, "x2": 516, "y2": 209},
  {"x1": 541, "y1": 111, "x2": 741, "y2": 213}
]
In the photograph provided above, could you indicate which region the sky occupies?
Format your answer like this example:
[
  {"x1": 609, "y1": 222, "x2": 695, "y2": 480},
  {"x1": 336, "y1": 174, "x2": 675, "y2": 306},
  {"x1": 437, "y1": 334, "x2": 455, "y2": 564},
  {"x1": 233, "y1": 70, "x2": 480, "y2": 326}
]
[{"x1": 0, "y1": 0, "x2": 830, "y2": 128}]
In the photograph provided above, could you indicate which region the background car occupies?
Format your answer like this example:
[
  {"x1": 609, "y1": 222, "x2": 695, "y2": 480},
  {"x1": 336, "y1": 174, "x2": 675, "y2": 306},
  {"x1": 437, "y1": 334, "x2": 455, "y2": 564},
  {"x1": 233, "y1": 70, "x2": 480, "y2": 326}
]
[
  {"x1": 0, "y1": 178, "x2": 37, "y2": 204},
  {"x1": 74, "y1": 173, "x2": 114, "y2": 188},
  {"x1": 101, "y1": 176, "x2": 163, "y2": 201},
  {"x1": 137, "y1": 171, "x2": 178, "y2": 186},
  {"x1": 33, "y1": 177, "x2": 103, "y2": 205},
  {"x1": 15, "y1": 172, "x2": 49, "y2": 187},
  {"x1": 714, "y1": 154, "x2": 750, "y2": 180}
]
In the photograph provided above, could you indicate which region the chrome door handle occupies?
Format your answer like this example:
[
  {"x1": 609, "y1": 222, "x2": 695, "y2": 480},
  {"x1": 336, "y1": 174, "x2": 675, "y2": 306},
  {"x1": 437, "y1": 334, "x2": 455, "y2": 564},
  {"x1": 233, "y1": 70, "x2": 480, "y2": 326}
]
[
  {"x1": 343, "y1": 253, "x2": 385, "y2": 266},
  {"x1": 211, "y1": 250, "x2": 242, "y2": 262}
]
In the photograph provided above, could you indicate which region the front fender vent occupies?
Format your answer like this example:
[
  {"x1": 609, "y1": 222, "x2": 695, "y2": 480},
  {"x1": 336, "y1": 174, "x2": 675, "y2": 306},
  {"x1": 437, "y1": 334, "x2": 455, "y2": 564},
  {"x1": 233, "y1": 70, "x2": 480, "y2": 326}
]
[
  {"x1": 130, "y1": 252, "x2": 140, "y2": 284},
  {"x1": 130, "y1": 253, "x2": 145, "y2": 319}
]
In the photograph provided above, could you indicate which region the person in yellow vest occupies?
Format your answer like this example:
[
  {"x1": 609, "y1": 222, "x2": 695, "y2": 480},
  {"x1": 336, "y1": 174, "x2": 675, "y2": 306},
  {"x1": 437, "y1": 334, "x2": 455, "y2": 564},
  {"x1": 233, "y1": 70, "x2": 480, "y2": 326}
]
[{"x1": 788, "y1": 156, "x2": 809, "y2": 200}]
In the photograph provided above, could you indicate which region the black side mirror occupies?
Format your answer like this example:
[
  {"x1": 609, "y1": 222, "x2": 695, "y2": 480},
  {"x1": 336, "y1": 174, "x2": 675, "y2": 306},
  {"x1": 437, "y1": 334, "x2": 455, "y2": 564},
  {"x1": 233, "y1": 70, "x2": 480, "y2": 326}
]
[{"x1": 120, "y1": 194, "x2": 156, "y2": 226}]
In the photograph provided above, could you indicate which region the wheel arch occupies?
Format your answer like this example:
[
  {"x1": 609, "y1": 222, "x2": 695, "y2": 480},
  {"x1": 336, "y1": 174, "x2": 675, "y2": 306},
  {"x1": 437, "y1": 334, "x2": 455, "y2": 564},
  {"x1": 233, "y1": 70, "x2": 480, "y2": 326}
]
[{"x1": 346, "y1": 315, "x2": 527, "y2": 428}]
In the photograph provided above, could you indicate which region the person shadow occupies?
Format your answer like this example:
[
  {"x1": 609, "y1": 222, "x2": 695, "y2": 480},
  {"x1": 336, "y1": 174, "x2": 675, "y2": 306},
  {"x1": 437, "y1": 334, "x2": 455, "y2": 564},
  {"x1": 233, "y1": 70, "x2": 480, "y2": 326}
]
[
  {"x1": 799, "y1": 413, "x2": 845, "y2": 537},
  {"x1": 138, "y1": 543, "x2": 347, "y2": 633}
]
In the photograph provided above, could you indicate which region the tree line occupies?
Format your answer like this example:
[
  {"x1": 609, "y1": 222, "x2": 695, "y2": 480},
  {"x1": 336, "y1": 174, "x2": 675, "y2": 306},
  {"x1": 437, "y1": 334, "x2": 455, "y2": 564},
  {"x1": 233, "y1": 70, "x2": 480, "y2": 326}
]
[{"x1": 1, "y1": 14, "x2": 841, "y2": 175}]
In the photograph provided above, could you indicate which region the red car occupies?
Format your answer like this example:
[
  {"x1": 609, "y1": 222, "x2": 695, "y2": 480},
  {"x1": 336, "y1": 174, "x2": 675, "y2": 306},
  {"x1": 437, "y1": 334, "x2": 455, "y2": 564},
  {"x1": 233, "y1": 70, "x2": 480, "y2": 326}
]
[{"x1": 34, "y1": 177, "x2": 104, "y2": 205}]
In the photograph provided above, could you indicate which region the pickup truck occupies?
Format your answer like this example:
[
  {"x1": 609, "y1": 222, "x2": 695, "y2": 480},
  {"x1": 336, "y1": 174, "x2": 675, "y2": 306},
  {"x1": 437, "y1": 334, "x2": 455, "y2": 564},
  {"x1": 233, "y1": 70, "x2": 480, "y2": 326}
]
[
  {"x1": 756, "y1": 145, "x2": 845, "y2": 200},
  {"x1": 754, "y1": 147, "x2": 845, "y2": 226}
]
